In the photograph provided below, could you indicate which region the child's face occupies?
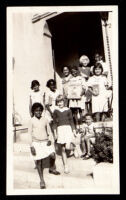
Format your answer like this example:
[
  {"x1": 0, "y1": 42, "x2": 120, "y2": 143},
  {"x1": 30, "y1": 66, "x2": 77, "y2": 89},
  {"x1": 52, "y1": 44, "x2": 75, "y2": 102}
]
[
  {"x1": 57, "y1": 100, "x2": 64, "y2": 108},
  {"x1": 95, "y1": 54, "x2": 101, "y2": 62},
  {"x1": 34, "y1": 107, "x2": 42, "y2": 119},
  {"x1": 71, "y1": 69, "x2": 78, "y2": 77},
  {"x1": 33, "y1": 84, "x2": 39, "y2": 92},
  {"x1": 81, "y1": 58, "x2": 88, "y2": 67},
  {"x1": 49, "y1": 81, "x2": 56, "y2": 92},
  {"x1": 85, "y1": 116, "x2": 92, "y2": 125},
  {"x1": 63, "y1": 67, "x2": 70, "y2": 77},
  {"x1": 94, "y1": 67, "x2": 102, "y2": 76}
]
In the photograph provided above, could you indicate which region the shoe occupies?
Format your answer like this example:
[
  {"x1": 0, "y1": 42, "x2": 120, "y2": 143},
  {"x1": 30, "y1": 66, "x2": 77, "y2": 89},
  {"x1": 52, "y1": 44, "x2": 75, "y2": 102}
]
[
  {"x1": 80, "y1": 153, "x2": 87, "y2": 158},
  {"x1": 67, "y1": 150, "x2": 74, "y2": 158},
  {"x1": 40, "y1": 181, "x2": 46, "y2": 189},
  {"x1": 49, "y1": 169, "x2": 60, "y2": 175},
  {"x1": 83, "y1": 154, "x2": 92, "y2": 160}
]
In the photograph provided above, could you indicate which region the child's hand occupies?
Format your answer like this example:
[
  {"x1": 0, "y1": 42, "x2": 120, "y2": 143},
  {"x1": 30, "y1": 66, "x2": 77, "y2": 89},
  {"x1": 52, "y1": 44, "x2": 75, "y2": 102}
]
[
  {"x1": 73, "y1": 130, "x2": 77, "y2": 137},
  {"x1": 47, "y1": 140, "x2": 51, "y2": 146},
  {"x1": 30, "y1": 146, "x2": 36, "y2": 156},
  {"x1": 79, "y1": 128, "x2": 84, "y2": 133},
  {"x1": 54, "y1": 133, "x2": 58, "y2": 141},
  {"x1": 92, "y1": 92, "x2": 98, "y2": 96}
]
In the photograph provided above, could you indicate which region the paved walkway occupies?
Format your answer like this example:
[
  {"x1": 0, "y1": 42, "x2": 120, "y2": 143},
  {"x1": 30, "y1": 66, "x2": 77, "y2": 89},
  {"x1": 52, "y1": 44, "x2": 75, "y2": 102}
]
[{"x1": 14, "y1": 151, "x2": 96, "y2": 190}]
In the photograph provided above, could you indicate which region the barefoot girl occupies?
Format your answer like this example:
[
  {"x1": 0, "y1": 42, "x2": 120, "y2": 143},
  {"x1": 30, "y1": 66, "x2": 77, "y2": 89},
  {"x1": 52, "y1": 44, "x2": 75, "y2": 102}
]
[{"x1": 29, "y1": 103, "x2": 60, "y2": 189}]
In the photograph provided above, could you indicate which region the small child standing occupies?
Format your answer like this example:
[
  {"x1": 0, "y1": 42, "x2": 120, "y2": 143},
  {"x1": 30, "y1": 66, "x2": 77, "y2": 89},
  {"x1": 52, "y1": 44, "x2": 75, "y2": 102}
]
[
  {"x1": 90, "y1": 53, "x2": 108, "y2": 77},
  {"x1": 87, "y1": 63, "x2": 111, "y2": 122},
  {"x1": 53, "y1": 95, "x2": 77, "y2": 174},
  {"x1": 68, "y1": 66, "x2": 87, "y2": 128},
  {"x1": 79, "y1": 55, "x2": 92, "y2": 114},
  {"x1": 81, "y1": 114, "x2": 95, "y2": 159},
  {"x1": 44, "y1": 79, "x2": 60, "y2": 123},
  {"x1": 79, "y1": 55, "x2": 91, "y2": 80},
  {"x1": 29, "y1": 80, "x2": 44, "y2": 117},
  {"x1": 29, "y1": 103, "x2": 60, "y2": 189}
]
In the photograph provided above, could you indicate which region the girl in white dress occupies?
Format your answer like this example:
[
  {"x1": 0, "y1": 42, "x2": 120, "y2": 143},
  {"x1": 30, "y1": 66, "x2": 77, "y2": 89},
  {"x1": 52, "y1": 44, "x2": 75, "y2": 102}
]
[
  {"x1": 44, "y1": 79, "x2": 60, "y2": 122},
  {"x1": 87, "y1": 63, "x2": 112, "y2": 122},
  {"x1": 44, "y1": 79, "x2": 60, "y2": 144},
  {"x1": 29, "y1": 80, "x2": 44, "y2": 117}
]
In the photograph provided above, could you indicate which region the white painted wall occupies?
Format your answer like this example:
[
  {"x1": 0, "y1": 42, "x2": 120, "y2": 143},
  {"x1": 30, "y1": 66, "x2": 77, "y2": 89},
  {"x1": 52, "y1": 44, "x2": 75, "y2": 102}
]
[{"x1": 13, "y1": 13, "x2": 54, "y2": 124}]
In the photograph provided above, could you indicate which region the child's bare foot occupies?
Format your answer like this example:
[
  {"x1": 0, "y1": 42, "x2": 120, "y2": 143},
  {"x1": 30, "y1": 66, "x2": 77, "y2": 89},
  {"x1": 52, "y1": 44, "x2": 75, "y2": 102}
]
[
  {"x1": 40, "y1": 181, "x2": 46, "y2": 189},
  {"x1": 74, "y1": 149, "x2": 79, "y2": 158},
  {"x1": 64, "y1": 166, "x2": 70, "y2": 174}
]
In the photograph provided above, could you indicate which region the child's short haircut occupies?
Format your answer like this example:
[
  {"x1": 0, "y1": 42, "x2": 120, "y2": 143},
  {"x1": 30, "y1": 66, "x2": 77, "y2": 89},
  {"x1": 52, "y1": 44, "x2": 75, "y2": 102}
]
[
  {"x1": 56, "y1": 94, "x2": 64, "y2": 104},
  {"x1": 46, "y1": 79, "x2": 56, "y2": 88},
  {"x1": 94, "y1": 52, "x2": 102, "y2": 59},
  {"x1": 71, "y1": 65, "x2": 78, "y2": 71},
  {"x1": 85, "y1": 113, "x2": 93, "y2": 120},
  {"x1": 31, "y1": 103, "x2": 43, "y2": 115},
  {"x1": 62, "y1": 66, "x2": 70, "y2": 73},
  {"x1": 31, "y1": 80, "x2": 40, "y2": 89},
  {"x1": 79, "y1": 55, "x2": 90, "y2": 65},
  {"x1": 93, "y1": 62, "x2": 103, "y2": 75}
]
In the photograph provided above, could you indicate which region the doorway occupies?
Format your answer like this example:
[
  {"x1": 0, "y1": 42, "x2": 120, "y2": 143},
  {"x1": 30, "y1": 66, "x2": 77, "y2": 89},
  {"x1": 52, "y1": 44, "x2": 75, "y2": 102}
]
[{"x1": 47, "y1": 12, "x2": 104, "y2": 78}]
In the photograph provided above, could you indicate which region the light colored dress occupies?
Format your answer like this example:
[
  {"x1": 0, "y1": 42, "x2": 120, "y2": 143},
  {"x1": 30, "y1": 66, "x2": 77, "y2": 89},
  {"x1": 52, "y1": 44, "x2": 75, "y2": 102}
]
[
  {"x1": 62, "y1": 74, "x2": 72, "y2": 98},
  {"x1": 44, "y1": 88, "x2": 60, "y2": 122},
  {"x1": 90, "y1": 60, "x2": 108, "y2": 76},
  {"x1": 29, "y1": 90, "x2": 44, "y2": 105},
  {"x1": 68, "y1": 76, "x2": 87, "y2": 109},
  {"x1": 29, "y1": 116, "x2": 55, "y2": 160},
  {"x1": 87, "y1": 75, "x2": 111, "y2": 113},
  {"x1": 53, "y1": 107, "x2": 75, "y2": 144}
]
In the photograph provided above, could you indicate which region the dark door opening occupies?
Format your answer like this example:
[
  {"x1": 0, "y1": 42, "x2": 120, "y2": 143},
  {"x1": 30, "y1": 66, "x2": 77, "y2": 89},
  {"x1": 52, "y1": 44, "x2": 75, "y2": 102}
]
[{"x1": 47, "y1": 12, "x2": 104, "y2": 77}]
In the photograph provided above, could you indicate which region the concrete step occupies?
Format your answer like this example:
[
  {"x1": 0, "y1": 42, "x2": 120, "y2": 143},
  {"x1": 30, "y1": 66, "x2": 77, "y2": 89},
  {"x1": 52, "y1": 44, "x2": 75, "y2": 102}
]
[{"x1": 13, "y1": 152, "x2": 95, "y2": 189}]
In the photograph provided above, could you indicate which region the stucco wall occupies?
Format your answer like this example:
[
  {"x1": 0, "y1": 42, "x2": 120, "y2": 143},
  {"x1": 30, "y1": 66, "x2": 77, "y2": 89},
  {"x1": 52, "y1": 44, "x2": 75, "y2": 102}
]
[{"x1": 13, "y1": 13, "x2": 54, "y2": 123}]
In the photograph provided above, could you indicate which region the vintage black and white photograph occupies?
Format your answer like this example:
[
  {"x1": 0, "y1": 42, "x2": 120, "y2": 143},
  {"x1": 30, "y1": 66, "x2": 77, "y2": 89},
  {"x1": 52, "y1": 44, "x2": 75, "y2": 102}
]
[{"x1": 7, "y1": 6, "x2": 119, "y2": 195}]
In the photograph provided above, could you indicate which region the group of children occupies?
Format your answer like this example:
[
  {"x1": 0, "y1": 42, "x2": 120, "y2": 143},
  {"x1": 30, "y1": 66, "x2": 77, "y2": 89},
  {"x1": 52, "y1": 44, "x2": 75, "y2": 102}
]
[{"x1": 28, "y1": 53, "x2": 113, "y2": 189}]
